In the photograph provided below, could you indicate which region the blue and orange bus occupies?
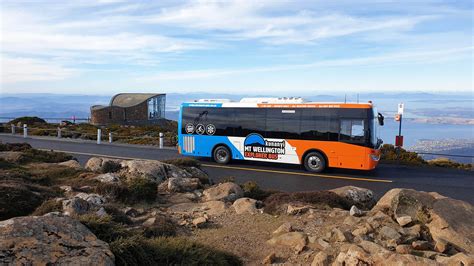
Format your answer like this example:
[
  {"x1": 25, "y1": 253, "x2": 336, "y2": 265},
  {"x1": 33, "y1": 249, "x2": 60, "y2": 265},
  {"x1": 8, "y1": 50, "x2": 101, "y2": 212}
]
[{"x1": 178, "y1": 97, "x2": 384, "y2": 172}]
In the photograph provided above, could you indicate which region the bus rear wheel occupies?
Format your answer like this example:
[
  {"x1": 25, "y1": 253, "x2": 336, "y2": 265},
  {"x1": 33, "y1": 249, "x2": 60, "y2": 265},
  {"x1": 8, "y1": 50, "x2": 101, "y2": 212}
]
[
  {"x1": 213, "y1": 146, "x2": 231, "y2": 164},
  {"x1": 304, "y1": 152, "x2": 326, "y2": 172}
]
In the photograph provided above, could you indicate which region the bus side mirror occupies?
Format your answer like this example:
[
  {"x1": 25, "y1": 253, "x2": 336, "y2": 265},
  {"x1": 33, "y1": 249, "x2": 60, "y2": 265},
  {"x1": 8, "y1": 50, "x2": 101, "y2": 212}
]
[{"x1": 378, "y1": 113, "x2": 384, "y2": 126}]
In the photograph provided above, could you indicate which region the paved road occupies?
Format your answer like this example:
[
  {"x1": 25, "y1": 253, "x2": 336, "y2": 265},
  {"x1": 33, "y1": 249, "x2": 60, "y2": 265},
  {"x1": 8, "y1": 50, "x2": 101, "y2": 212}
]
[{"x1": 1, "y1": 134, "x2": 473, "y2": 203}]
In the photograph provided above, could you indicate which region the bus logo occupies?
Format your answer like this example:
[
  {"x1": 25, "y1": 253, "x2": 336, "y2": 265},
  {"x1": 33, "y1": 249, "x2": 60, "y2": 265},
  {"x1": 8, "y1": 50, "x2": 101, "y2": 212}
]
[
  {"x1": 206, "y1": 124, "x2": 216, "y2": 135},
  {"x1": 243, "y1": 133, "x2": 285, "y2": 160},
  {"x1": 185, "y1": 123, "x2": 195, "y2": 134},
  {"x1": 196, "y1": 124, "x2": 205, "y2": 135}
]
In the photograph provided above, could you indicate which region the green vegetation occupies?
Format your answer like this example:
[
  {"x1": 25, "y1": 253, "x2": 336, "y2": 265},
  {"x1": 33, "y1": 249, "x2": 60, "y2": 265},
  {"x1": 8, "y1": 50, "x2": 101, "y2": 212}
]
[
  {"x1": 380, "y1": 144, "x2": 472, "y2": 170},
  {"x1": 8, "y1": 116, "x2": 47, "y2": 125},
  {"x1": 110, "y1": 236, "x2": 242, "y2": 266},
  {"x1": 163, "y1": 157, "x2": 201, "y2": 168},
  {"x1": 4, "y1": 116, "x2": 179, "y2": 146},
  {"x1": 32, "y1": 199, "x2": 63, "y2": 216},
  {"x1": 240, "y1": 181, "x2": 277, "y2": 201},
  {"x1": 427, "y1": 157, "x2": 472, "y2": 171},
  {"x1": 263, "y1": 191, "x2": 351, "y2": 215},
  {"x1": 95, "y1": 177, "x2": 157, "y2": 204},
  {"x1": 78, "y1": 214, "x2": 240, "y2": 265},
  {"x1": 380, "y1": 144, "x2": 426, "y2": 165}
]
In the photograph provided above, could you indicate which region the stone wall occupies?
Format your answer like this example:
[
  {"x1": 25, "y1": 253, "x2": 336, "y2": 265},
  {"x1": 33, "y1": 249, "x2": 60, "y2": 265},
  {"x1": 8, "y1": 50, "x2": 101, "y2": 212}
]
[{"x1": 91, "y1": 102, "x2": 150, "y2": 125}]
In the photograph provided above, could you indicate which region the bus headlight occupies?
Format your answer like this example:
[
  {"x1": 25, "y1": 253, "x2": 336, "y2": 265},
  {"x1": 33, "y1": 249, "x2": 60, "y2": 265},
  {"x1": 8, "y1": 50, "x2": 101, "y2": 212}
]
[{"x1": 369, "y1": 154, "x2": 380, "y2": 161}]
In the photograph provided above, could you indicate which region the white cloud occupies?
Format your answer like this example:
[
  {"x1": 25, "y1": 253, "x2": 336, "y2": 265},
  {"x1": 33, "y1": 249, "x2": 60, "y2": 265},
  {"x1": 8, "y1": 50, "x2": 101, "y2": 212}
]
[
  {"x1": 0, "y1": 55, "x2": 78, "y2": 84},
  {"x1": 137, "y1": 46, "x2": 473, "y2": 81}
]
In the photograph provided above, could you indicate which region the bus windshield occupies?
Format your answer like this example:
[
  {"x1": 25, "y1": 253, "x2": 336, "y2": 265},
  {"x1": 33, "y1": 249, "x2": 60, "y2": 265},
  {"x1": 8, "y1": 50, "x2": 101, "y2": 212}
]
[{"x1": 371, "y1": 107, "x2": 382, "y2": 149}]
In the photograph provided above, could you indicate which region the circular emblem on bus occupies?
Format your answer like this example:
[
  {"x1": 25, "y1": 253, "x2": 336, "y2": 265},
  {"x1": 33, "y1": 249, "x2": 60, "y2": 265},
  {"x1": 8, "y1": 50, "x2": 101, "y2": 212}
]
[
  {"x1": 206, "y1": 124, "x2": 216, "y2": 135},
  {"x1": 185, "y1": 123, "x2": 195, "y2": 134},
  {"x1": 195, "y1": 124, "x2": 205, "y2": 135}
]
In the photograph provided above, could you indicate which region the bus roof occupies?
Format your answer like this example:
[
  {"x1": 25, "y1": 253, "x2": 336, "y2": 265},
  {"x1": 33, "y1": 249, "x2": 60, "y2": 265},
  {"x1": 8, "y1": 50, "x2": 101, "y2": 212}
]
[{"x1": 183, "y1": 98, "x2": 373, "y2": 109}]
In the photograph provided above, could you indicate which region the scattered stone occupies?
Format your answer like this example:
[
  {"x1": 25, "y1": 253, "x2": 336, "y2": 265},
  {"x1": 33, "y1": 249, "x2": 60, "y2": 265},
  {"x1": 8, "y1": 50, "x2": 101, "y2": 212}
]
[
  {"x1": 96, "y1": 207, "x2": 107, "y2": 217},
  {"x1": 60, "y1": 185, "x2": 73, "y2": 193},
  {"x1": 317, "y1": 238, "x2": 330, "y2": 250},
  {"x1": 332, "y1": 228, "x2": 350, "y2": 242},
  {"x1": 58, "y1": 160, "x2": 82, "y2": 169},
  {"x1": 267, "y1": 232, "x2": 307, "y2": 252},
  {"x1": 120, "y1": 159, "x2": 191, "y2": 183},
  {"x1": 436, "y1": 252, "x2": 474, "y2": 265},
  {"x1": 122, "y1": 207, "x2": 139, "y2": 217},
  {"x1": 396, "y1": 215, "x2": 413, "y2": 227},
  {"x1": 412, "y1": 240, "x2": 431, "y2": 251},
  {"x1": 94, "y1": 173, "x2": 121, "y2": 183},
  {"x1": 202, "y1": 182, "x2": 243, "y2": 202},
  {"x1": 192, "y1": 217, "x2": 207, "y2": 227},
  {"x1": 395, "y1": 244, "x2": 412, "y2": 254},
  {"x1": 433, "y1": 239, "x2": 448, "y2": 253},
  {"x1": 330, "y1": 186, "x2": 376, "y2": 210},
  {"x1": 233, "y1": 197, "x2": 259, "y2": 214},
  {"x1": 168, "y1": 178, "x2": 201, "y2": 192},
  {"x1": 143, "y1": 217, "x2": 157, "y2": 227},
  {"x1": 379, "y1": 226, "x2": 401, "y2": 242},
  {"x1": 74, "y1": 193, "x2": 106, "y2": 206},
  {"x1": 287, "y1": 204, "x2": 311, "y2": 215},
  {"x1": 311, "y1": 251, "x2": 329, "y2": 266},
  {"x1": 262, "y1": 252, "x2": 276, "y2": 264},
  {"x1": 273, "y1": 222, "x2": 293, "y2": 235},
  {"x1": 168, "y1": 201, "x2": 227, "y2": 216},
  {"x1": 0, "y1": 215, "x2": 114, "y2": 265},
  {"x1": 62, "y1": 197, "x2": 90, "y2": 216},
  {"x1": 85, "y1": 157, "x2": 122, "y2": 173},
  {"x1": 308, "y1": 236, "x2": 317, "y2": 244},
  {"x1": 349, "y1": 205, "x2": 363, "y2": 217}
]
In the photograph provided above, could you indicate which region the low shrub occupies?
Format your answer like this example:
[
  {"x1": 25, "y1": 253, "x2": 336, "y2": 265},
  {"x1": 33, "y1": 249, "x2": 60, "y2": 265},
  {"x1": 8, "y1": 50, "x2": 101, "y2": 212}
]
[
  {"x1": 141, "y1": 216, "x2": 176, "y2": 238},
  {"x1": 21, "y1": 149, "x2": 74, "y2": 164},
  {"x1": 32, "y1": 199, "x2": 63, "y2": 216},
  {"x1": 95, "y1": 183, "x2": 129, "y2": 201},
  {"x1": 427, "y1": 157, "x2": 472, "y2": 170},
  {"x1": 0, "y1": 158, "x2": 16, "y2": 169},
  {"x1": 263, "y1": 191, "x2": 351, "y2": 214},
  {"x1": 8, "y1": 116, "x2": 47, "y2": 125},
  {"x1": 101, "y1": 160, "x2": 122, "y2": 173},
  {"x1": 28, "y1": 165, "x2": 80, "y2": 185},
  {"x1": 163, "y1": 158, "x2": 201, "y2": 168},
  {"x1": 380, "y1": 144, "x2": 426, "y2": 165},
  {"x1": 0, "y1": 142, "x2": 32, "y2": 152},
  {"x1": 102, "y1": 205, "x2": 132, "y2": 225},
  {"x1": 126, "y1": 178, "x2": 157, "y2": 203},
  {"x1": 95, "y1": 178, "x2": 157, "y2": 204},
  {"x1": 0, "y1": 182, "x2": 44, "y2": 220},
  {"x1": 240, "y1": 181, "x2": 277, "y2": 201},
  {"x1": 110, "y1": 236, "x2": 242, "y2": 266},
  {"x1": 219, "y1": 176, "x2": 236, "y2": 183},
  {"x1": 79, "y1": 214, "x2": 131, "y2": 243}
]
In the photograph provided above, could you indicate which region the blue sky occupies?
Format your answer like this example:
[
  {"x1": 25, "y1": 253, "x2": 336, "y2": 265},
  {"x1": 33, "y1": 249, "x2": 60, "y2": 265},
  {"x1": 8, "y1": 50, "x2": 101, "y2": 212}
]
[{"x1": 0, "y1": 0, "x2": 472, "y2": 95}]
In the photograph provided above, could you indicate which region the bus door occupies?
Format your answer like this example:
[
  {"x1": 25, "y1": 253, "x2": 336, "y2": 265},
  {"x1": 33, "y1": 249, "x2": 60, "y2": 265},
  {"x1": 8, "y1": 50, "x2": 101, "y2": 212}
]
[{"x1": 338, "y1": 118, "x2": 367, "y2": 169}]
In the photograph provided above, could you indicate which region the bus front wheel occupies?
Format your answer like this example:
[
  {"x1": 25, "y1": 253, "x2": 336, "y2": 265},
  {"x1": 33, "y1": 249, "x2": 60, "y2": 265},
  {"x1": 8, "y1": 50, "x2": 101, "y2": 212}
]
[
  {"x1": 304, "y1": 152, "x2": 326, "y2": 172},
  {"x1": 213, "y1": 146, "x2": 231, "y2": 164}
]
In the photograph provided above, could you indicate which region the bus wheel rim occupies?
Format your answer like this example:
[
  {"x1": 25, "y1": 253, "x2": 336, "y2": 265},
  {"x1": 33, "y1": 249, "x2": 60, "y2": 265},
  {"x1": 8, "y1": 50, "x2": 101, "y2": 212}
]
[
  {"x1": 217, "y1": 149, "x2": 227, "y2": 161},
  {"x1": 308, "y1": 156, "x2": 321, "y2": 170}
]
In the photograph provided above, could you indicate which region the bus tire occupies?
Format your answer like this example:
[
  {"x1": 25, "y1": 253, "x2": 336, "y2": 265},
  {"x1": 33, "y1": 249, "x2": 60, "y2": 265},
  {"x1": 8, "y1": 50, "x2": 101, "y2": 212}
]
[
  {"x1": 213, "y1": 145, "x2": 231, "y2": 164},
  {"x1": 304, "y1": 152, "x2": 326, "y2": 173}
]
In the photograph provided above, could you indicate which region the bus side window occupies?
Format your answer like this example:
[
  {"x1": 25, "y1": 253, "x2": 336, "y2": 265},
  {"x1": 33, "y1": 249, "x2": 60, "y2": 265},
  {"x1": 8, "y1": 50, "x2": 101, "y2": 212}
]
[{"x1": 340, "y1": 119, "x2": 365, "y2": 142}]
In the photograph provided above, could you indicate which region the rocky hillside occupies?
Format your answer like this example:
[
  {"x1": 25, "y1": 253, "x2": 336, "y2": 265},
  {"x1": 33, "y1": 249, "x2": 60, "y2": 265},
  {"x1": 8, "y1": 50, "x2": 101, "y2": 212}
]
[{"x1": 0, "y1": 142, "x2": 473, "y2": 265}]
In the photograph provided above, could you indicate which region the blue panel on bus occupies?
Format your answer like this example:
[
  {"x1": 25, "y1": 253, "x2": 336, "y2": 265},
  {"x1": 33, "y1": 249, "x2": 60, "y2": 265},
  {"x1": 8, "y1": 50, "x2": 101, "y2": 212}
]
[
  {"x1": 181, "y1": 103, "x2": 222, "y2": 108},
  {"x1": 180, "y1": 135, "x2": 243, "y2": 159}
]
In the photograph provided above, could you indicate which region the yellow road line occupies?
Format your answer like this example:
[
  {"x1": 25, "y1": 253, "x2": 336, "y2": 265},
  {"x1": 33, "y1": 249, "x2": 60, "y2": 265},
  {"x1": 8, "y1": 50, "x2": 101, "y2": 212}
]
[
  {"x1": 201, "y1": 163, "x2": 393, "y2": 183},
  {"x1": 41, "y1": 148, "x2": 392, "y2": 183}
]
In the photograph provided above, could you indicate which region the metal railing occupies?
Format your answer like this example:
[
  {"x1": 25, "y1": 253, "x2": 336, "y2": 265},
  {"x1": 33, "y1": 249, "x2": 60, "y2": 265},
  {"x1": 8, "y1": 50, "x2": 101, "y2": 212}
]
[
  {"x1": 4, "y1": 124, "x2": 171, "y2": 149},
  {"x1": 0, "y1": 116, "x2": 90, "y2": 123}
]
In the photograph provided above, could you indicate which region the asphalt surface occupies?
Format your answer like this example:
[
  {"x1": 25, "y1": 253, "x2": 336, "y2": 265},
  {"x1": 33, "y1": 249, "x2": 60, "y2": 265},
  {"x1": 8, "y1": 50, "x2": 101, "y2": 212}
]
[{"x1": 1, "y1": 134, "x2": 473, "y2": 204}]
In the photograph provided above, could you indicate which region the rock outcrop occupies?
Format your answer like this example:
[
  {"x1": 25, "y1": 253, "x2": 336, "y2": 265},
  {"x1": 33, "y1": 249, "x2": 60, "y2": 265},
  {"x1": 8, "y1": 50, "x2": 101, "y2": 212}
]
[
  {"x1": 0, "y1": 214, "x2": 114, "y2": 265},
  {"x1": 203, "y1": 182, "x2": 244, "y2": 202},
  {"x1": 330, "y1": 186, "x2": 376, "y2": 209}
]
